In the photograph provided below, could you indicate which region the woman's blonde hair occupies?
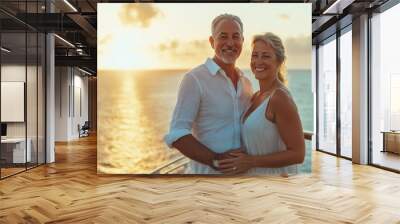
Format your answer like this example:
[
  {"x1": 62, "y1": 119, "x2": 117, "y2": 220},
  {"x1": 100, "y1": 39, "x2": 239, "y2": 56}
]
[{"x1": 252, "y1": 32, "x2": 287, "y2": 85}]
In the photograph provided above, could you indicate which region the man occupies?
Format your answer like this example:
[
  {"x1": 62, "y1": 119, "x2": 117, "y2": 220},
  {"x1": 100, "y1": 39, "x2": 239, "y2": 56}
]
[{"x1": 164, "y1": 14, "x2": 253, "y2": 174}]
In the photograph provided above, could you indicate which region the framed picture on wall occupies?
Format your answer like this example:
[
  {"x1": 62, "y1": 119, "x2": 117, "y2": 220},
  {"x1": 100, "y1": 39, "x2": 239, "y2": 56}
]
[{"x1": 97, "y1": 3, "x2": 312, "y2": 175}]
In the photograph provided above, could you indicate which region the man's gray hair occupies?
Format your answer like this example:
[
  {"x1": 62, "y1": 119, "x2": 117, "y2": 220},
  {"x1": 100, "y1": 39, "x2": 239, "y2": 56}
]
[{"x1": 211, "y1": 13, "x2": 243, "y2": 36}]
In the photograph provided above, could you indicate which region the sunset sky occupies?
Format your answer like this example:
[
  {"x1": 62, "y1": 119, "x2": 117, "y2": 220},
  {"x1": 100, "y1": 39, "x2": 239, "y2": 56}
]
[{"x1": 98, "y1": 3, "x2": 311, "y2": 71}]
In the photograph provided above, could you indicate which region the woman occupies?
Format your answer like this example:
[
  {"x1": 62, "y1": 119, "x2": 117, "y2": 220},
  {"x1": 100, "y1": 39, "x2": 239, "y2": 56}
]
[{"x1": 218, "y1": 32, "x2": 305, "y2": 175}]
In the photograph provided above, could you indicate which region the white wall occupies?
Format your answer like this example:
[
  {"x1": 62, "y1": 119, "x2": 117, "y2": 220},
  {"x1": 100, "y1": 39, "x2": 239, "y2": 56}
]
[
  {"x1": 55, "y1": 67, "x2": 89, "y2": 141},
  {"x1": 1, "y1": 65, "x2": 36, "y2": 138},
  {"x1": 73, "y1": 73, "x2": 89, "y2": 138},
  {"x1": 1, "y1": 63, "x2": 46, "y2": 163},
  {"x1": 55, "y1": 66, "x2": 70, "y2": 141},
  {"x1": 1, "y1": 82, "x2": 25, "y2": 122}
]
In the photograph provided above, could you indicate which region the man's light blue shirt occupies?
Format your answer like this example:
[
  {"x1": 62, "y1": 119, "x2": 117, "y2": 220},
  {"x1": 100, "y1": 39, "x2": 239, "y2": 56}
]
[{"x1": 164, "y1": 58, "x2": 253, "y2": 174}]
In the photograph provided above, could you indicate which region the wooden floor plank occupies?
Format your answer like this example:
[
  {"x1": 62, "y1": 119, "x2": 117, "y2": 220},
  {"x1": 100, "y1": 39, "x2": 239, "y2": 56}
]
[{"x1": 0, "y1": 134, "x2": 400, "y2": 223}]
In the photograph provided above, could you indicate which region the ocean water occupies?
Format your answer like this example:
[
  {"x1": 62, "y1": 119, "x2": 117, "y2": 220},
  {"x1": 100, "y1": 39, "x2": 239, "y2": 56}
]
[{"x1": 98, "y1": 69, "x2": 313, "y2": 174}]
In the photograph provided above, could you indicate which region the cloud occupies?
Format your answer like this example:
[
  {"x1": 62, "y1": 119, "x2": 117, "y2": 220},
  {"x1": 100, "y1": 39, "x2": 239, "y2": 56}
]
[
  {"x1": 284, "y1": 36, "x2": 312, "y2": 69},
  {"x1": 153, "y1": 36, "x2": 311, "y2": 70},
  {"x1": 98, "y1": 34, "x2": 113, "y2": 55},
  {"x1": 279, "y1": 14, "x2": 290, "y2": 21},
  {"x1": 99, "y1": 34, "x2": 113, "y2": 46},
  {"x1": 119, "y1": 4, "x2": 161, "y2": 28},
  {"x1": 155, "y1": 39, "x2": 213, "y2": 68},
  {"x1": 159, "y1": 40, "x2": 179, "y2": 52}
]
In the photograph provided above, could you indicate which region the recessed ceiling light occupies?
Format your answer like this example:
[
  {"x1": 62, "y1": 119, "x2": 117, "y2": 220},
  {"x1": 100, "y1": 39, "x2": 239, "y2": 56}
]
[
  {"x1": 54, "y1": 34, "x2": 75, "y2": 48},
  {"x1": 1, "y1": 47, "x2": 11, "y2": 53},
  {"x1": 78, "y1": 67, "x2": 93, "y2": 76},
  {"x1": 63, "y1": 0, "x2": 78, "y2": 12},
  {"x1": 323, "y1": 0, "x2": 354, "y2": 15}
]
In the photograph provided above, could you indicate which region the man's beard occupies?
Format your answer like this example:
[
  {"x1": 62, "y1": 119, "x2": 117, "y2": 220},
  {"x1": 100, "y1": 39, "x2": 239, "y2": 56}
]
[
  {"x1": 218, "y1": 46, "x2": 241, "y2": 64},
  {"x1": 219, "y1": 51, "x2": 238, "y2": 64},
  {"x1": 220, "y1": 56, "x2": 236, "y2": 64}
]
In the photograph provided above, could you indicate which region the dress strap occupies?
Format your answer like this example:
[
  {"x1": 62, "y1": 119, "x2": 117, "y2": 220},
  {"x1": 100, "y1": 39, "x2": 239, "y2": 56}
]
[
  {"x1": 270, "y1": 86, "x2": 293, "y2": 100},
  {"x1": 265, "y1": 87, "x2": 292, "y2": 121}
]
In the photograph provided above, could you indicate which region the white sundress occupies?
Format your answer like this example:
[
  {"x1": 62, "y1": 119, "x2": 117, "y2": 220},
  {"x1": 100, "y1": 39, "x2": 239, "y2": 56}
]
[{"x1": 241, "y1": 89, "x2": 298, "y2": 175}]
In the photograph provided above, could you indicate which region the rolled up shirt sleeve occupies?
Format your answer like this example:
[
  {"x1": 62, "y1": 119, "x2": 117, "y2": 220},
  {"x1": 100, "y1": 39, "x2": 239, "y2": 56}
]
[{"x1": 164, "y1": 73, "x2": 202, "y2": 148}]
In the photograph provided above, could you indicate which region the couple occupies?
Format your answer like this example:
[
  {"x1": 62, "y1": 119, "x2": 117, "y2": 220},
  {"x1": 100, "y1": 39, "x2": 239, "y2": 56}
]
[{"x1": 164, "y1": 14, "x2": 305, "y2": 175}]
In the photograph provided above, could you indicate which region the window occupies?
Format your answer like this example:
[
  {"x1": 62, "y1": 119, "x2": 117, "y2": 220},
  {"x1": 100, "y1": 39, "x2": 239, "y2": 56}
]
[
  {"x1": 317, "y1": 36, "x2": 337, "y2": 154},
  {"x1": 0, "y1": 1, "x2": 47, "y2": 179},
  {"x1": 371, "y1": 2, "x2": 400, "y2": 171},
  {"x1": 340, "y1": 28, "x2": 352, "y2": 158}
]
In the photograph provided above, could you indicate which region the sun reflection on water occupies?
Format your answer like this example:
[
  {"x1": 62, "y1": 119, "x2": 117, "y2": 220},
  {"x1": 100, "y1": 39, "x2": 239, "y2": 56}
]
[{"x1": 98, "y1": 70, "x2": 182, "y2": 174}]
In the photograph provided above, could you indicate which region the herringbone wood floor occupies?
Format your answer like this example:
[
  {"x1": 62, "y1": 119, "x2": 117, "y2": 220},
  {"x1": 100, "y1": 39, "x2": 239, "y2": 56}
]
[{"x1": 1, "y1": 135, "x2": 400, "y2": 224}]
